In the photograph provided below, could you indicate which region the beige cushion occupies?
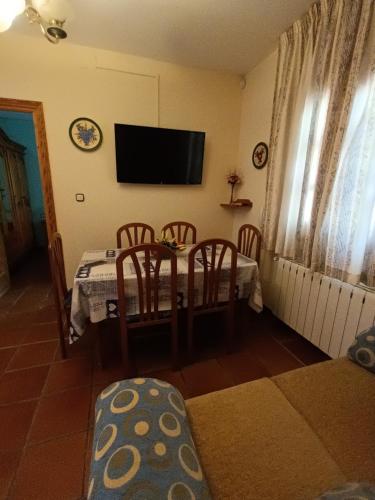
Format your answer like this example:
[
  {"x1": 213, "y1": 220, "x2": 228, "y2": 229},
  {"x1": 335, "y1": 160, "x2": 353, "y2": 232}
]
[
  {"x1": 273, "y1": 358, "x2": 375, "y2": 482},
  {"x1": 186, "y1": 378, "x2": 345, "y2": 500}
]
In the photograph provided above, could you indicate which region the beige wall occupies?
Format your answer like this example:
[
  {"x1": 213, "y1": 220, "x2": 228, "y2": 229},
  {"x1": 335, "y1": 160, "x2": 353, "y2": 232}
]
[
  {"x1": 232, "y1": 50, "x2": 278, "y2": 241},
  {"x1": 232, "y1": 50, "x2": 278, "y2": 306},
  {"x1": 0, "y1": 33, "x2": 242, "y2": 285}
]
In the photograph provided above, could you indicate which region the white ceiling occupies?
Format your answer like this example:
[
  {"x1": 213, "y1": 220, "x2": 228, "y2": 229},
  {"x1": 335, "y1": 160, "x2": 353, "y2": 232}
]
[{"x1": 14, "y1": 0, "x2": 315, "y2": 74}]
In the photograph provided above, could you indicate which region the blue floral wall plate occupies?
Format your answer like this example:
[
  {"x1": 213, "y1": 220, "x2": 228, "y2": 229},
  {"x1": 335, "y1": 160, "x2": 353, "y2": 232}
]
[{"x1": 69, "y1": 117, "x2": 103, "y2": 152}]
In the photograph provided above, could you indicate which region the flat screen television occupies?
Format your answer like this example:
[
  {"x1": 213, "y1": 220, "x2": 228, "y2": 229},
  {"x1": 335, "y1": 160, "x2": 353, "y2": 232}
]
[{"x1": 115, "y1": 123, "x2": 205, "y2": 184}]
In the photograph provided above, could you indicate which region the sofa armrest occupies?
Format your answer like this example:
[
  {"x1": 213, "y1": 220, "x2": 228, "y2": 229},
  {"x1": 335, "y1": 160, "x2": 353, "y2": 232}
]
[{"x1": 88, "y1": 377, "x2": 211, "y2": 499}]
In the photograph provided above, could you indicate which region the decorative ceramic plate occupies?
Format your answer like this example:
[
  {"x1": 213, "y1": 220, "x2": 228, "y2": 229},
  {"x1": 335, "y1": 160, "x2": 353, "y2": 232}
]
[
  {"x1": 69, "y1": 117, "x2": 103, "y2": 152},
  {"x1": 252, "y1": 142, "x2": 268, "y2": 169}
]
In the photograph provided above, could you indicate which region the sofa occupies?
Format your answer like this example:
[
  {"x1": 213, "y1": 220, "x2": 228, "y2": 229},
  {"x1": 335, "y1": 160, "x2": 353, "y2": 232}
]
[
  {"x1": 89, "y1": 357, "x2": 375, "y2": 499},
  {"x1": 186, "y1": 358, "x2": 375, "y2": 499}
]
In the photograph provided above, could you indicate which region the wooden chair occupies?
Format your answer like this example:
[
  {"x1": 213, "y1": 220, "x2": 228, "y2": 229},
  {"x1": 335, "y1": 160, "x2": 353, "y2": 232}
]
[
  {"x1": 237, "y1": 224, "x2": 261, "y2": 264},
  {"x1": 48, "y1": 232, "x2": 71, "y2": 359},
  {"x1": 161, "y1": 221, "x2": 197, "y2": 244},
  {"x1": 116, "y1": 223, "x2": 155, "y2": 249},
  {"x1": 187, "y1": 238, "x2": 237, "y2": 358},
  {"x1": 116, "y1": 243, "x2": 178, "y2": 376}
]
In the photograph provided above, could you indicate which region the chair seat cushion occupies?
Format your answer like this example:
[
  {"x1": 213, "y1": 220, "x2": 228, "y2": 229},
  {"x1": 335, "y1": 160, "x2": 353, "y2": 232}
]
[{"x1": 88, "y1": 378, "x2": 211, "y2": 499}]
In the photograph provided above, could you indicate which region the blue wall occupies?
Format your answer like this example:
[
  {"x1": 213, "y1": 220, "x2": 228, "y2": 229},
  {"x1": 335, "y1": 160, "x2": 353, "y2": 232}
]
[{"x1": 0, "y1": 111, "x2": 46, "y2": 246}]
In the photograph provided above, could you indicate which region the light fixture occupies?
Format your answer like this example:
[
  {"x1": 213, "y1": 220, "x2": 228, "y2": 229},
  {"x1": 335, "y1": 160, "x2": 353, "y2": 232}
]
[
  {"x1": 0, "y1": 0, "x2": 25, "y2": 32},
  {"x1": 0, "y1": 0, "x2": 69, "y2": 44}
]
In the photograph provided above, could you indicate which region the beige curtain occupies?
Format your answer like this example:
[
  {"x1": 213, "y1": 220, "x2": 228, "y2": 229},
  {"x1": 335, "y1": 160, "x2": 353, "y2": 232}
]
[{"x1": 263, "y1": 0, "x2": 375, "y2": 286}]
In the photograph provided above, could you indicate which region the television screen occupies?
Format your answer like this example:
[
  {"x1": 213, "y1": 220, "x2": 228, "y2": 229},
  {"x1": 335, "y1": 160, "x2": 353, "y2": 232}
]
[{"x1": 114, "y1": 124, "x2": 205, "y2": 184}]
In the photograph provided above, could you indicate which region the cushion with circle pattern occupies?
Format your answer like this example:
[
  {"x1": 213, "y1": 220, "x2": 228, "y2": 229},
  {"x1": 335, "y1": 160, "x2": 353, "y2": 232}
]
[
  {"x1": 88, "y1": 377, "x2": 211, "y2": 499},
  {"x1": 347, "y1": 325, "x2": 375, "y2": 374},
  {"x1": 315, "y1": 482, "x2": 375, "y2": 499}
]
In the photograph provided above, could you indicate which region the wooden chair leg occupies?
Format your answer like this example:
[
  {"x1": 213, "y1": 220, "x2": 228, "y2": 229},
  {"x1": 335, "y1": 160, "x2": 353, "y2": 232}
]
[
  {"x1": 59, "y1": 333, "x2": 67, "y2": 359},
  {"x1": 57, "y1": 313, "x2": 67, "y2": 359}
]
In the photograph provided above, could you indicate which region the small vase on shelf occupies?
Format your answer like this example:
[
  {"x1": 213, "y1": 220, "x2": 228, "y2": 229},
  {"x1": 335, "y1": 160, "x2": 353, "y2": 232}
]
[
  {"x1": 230, "y1": 183, "x2": 235, "y2": 204},
  {"x1": 226, "y1": 171, "x2": 241, "y2": 205}
]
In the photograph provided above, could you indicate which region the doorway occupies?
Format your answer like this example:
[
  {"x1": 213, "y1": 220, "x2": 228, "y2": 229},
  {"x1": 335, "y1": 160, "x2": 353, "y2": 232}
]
[
  {"x1": 0, "y1": 111, "x2": 48, "y2": 289},
  {"x1": 0, "y1": 98, "x2": 57, "y2": 323}
]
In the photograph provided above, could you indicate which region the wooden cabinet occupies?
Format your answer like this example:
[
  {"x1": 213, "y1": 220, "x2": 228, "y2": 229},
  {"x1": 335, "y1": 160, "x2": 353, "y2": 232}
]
[{"x1": 0, "y1": 128, "x2": 33, "y2": 267}]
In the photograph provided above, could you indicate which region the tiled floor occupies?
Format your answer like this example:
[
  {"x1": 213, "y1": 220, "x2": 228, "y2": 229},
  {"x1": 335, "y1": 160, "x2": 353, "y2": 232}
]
[{"x1": 0, "y1": 250, "x2": 330, "y2": 499}]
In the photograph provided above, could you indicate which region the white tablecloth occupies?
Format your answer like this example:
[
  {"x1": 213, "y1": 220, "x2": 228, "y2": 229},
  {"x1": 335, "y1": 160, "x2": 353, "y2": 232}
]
[{"x1": 69, "y1": 245, "x2": 263, "y2": 343}]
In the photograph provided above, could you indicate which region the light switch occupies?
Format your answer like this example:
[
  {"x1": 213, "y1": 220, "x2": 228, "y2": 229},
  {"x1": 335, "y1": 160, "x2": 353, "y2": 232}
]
[{"x1": 75, "y1": 193, "x2": 85, "y2": 202}]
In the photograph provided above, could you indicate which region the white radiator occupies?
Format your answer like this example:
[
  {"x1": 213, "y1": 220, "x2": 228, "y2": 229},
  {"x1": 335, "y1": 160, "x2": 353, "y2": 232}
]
[{"x1": 269, "y1": 258, "x2": 375, "y2": 358}]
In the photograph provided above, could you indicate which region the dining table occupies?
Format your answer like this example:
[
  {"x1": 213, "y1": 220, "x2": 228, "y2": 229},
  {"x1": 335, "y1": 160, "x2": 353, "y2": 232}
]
[{"x1": 69, "y1": 244, "x2": 263, "y2": 343}]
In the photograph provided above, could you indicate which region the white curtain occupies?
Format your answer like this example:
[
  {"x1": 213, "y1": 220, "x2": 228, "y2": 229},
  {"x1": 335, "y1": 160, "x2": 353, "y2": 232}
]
[{"x1": 263, "y1": 0, "x2": 375, "y2": 287}]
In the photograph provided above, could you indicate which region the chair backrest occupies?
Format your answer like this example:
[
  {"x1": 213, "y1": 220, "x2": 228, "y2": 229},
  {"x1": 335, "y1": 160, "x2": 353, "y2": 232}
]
[
  {"x1": 188, "y1": 238, "x2": 237, "y2": 311},
  {"x1": 49, "y1": 232, "x2": 68, "y2": 304},
  {"x1": 161, "y1": 221, "x2": 197, "y2": 244},
  {"x1": 116, "y1": 223, "x2": 155, "y2": 249},
  {"x1": 116, "y1": 243, "x2": 178, "y2": 327},
  {"x1": 237, "y1": 224, "x2": 261, "y2": 263}
]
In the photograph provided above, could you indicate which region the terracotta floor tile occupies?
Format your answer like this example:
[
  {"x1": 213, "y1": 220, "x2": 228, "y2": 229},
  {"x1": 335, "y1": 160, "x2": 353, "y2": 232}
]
[
  {"x1": 217, "y1": 350, "x2": 269, "y2": 385},
  {"x1": 0, "y1": 330, "x2": 27, "y2": 349},
  {"x1": 0, "y1": 400, "x2": 37, "y2": 450},
  {"x1": 134, "y1": 334, "x2": 173, "y2": 374},
  {"x1": 7, "y1": 341, "x2": 57, "y2": 370},
  {"x1": 21, "y1": 322, "x2": 60, "y2": 344},
  {"x1": 89, "y1": 384, "x2": 106, "y2": 428},
  {"x1": 0, "y1": 365, "x2": 49, "y2": 404},
  {"x1": 182, "y1": 359, "x2": 234, "y2": 398},
  {"x1": 28, "y1": 386, "x2": 91, "y2": 444},
  {"x1": 44, "y1": 357, "x2": 92, "y2": 394},
  {"x1": 245, "y1": 333, "x2": 304, "y2": 375},
  {"x1": 33, "y1": 305, "x2": 58, "y2": 324},
  {"x1": 282, "y1": 336, "x2": 331, "y2": 365},
  {"x1": 44, "y1": 289, "x2": 55, "y2": 307},
  {"x1": 0, "y1": 310, "x2": 10, "y2": 324},
  {"x1": 241, "y1": 327, "x2": 270, "y2": 345},
  {"x1": 187, "y1": 315, "x2": 226, "y2": 361},
  {"x1": 9, "y1": 250, "x2": 50, "y2": 286},
  {"x1": 0, "y1": 312, "x2": 38, "y2": 333},
  {"x1": 0, "y1": 347, "x2": 16, "y2": 374},
  {"x1": 54, "y1": 334, "x2": 93, "y2": 361},
  {"x1": 147, "y1": 369, "x2": 191, "y2": 399},
  {"x1": 0, "y1": 450, "x2": 22, "y2": 499},
  {"x1": 0, "y1": 287, "x2": 25, "y2": 308},
  {"x1": 269, "y1": 322, "x2": 300, "y2": 342},
  {"x1": 92, "y1": 360, "x2": 125, "y2": 386},
  {"x1": 12, "y1": 287, "x2": 50, "y2": 314},
  {"x1": 83, "y1": 429, "x2": 94, "y2": 499},
  {"x1": 12, "y1": 431, "x2": 87, "y2": 500}
]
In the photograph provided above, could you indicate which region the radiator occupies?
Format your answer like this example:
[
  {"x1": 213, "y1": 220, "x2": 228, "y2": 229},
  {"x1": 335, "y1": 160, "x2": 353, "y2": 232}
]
[{"x1": 269, "y1": 258, "x2": 375, "y2": 358}]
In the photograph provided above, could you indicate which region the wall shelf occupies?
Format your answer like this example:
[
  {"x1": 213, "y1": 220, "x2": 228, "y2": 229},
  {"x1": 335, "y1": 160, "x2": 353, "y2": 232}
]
[{"x1": 220, "y1": 199, "x2": 253, "y2": 209}]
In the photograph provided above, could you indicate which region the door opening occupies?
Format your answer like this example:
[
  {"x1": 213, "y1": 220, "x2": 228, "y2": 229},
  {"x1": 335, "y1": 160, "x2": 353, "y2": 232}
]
[
  {"x1": 0, "y1": 112, "x2": 46, "y2": 268},
  {"x1": 0, "y1": 98, "x2": 57, "y2": 322}
]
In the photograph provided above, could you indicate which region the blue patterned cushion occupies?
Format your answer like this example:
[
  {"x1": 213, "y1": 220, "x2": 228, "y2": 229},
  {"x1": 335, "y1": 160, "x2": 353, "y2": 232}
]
[
  {"x1": 88, "y1": 378, "x2": 211, "y2": 499},
  {"x1": 316, "y1": 482, "x2": 375, "y2": 499},
  {"x1": 347, "y1": 325, "x2": 375, "y2": 374}
]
